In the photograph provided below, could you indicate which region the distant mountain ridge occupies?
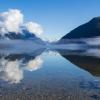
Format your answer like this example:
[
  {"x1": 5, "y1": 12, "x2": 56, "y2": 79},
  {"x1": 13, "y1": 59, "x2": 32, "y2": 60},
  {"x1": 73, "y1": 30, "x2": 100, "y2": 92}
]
[
  {"x1": 0, "y1": 29, "x2": 45, "y2": 44},
  {"x1": 61, "y1": 17, "x2": 100, "y2": 40},
  {"x1": 0, "y1": 30, "x2": 37, "y2": 39}
]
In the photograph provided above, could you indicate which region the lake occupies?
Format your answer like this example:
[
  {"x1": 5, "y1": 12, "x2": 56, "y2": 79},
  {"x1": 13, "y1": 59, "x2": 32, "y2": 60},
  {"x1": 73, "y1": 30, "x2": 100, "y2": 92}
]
[{"x1": 0, "y1": 47, "x2": 100, "y2": 100}]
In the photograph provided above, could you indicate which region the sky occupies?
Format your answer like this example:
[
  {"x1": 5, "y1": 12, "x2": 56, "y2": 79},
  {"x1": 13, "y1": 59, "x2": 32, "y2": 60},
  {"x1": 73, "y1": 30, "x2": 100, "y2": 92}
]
[{"x1": 0, "y1": 0, "x2": 100, "y2": 41}]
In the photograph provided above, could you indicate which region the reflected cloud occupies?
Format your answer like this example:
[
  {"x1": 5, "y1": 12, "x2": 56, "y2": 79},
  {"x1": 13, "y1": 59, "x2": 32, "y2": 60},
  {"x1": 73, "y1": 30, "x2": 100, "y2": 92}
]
[
  {"x1": 26, "y1": 56, "x2": 43, "y2": 71},
  {"x1": 0, "y1": 59, "x2": 23, "y2": 84},
  {"x1": 84, "y1": 48, "x2": 100, "y2": 58},
  {"x1": 0, "y1": 54, "x2": 43, "y2": 84},
  {"x1": 56, "y1": 47, "x2": 100, "y2": 58},
  {"x1": 47, "y1": 51, "x2": 60, "y2": 56}
]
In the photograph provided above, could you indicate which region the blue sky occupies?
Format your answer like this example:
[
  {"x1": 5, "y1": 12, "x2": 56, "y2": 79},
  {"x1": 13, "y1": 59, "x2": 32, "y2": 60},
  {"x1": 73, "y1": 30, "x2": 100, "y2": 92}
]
[{"x1": 0, "y1": 0, "x2": 100, "y2": 41}]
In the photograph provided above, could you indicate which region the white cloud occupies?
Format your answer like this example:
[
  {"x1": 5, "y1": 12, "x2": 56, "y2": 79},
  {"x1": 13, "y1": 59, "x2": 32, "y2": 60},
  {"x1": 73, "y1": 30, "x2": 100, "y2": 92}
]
[
  {"x1": 0, "y1": 9, "x2": 44, "y2": 37},
  {"x1": 25, "y1": 22, "x2": 43, "y2": 37},
  {"x1": 84, "y1": 36, "x2": 100, "y2": 45},
  {"x1": 0, "y1": 9, "x2": 23, "y2": 34}
]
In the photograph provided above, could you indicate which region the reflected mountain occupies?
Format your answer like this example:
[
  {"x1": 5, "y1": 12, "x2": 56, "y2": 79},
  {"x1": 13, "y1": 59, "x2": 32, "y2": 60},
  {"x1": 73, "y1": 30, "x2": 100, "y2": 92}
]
[
  {"x1": 57, "y1": 49, "x2": 100, "y2": 76},
  {"x1": 0, "y1": 48, "x2": 44, "y2": 84}
]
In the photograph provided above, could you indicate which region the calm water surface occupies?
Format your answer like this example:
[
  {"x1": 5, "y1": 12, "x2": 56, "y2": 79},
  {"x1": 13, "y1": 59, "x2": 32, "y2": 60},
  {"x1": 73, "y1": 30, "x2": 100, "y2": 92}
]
[{"x1": 0, "y1": 49, "x2": 100, "y2": 100}]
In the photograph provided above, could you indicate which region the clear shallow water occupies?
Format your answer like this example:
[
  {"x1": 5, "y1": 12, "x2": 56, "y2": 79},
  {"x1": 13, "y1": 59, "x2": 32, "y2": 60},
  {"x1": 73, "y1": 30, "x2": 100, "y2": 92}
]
[{"x1": 0, "y1": 48, "x2": 100, "y2": 100}]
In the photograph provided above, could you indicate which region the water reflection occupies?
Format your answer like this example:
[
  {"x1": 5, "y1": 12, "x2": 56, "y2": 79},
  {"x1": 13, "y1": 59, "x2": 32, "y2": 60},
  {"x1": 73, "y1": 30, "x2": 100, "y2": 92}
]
[
  {"x1": 0, "y1": 47, "x2": 100, "y2": 84},
  {"x1": 0, "y1": 47, "x2": 100, "y2": 100},
  {"x1": 0, "y1": 49, "x2": 44, "y2": 84},
  {"x1": 0, "y1": 59, "x2": 23, "y2": 84},
  {"x1": 57, "y1": 48, "x2": 100, "y2": 76}
]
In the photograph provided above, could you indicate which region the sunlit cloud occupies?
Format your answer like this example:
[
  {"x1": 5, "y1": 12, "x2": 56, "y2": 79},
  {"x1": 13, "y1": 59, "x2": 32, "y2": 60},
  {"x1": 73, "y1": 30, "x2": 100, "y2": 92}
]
[
  {"x1": 0, "y1": 9, "x2": 44, "y2": 38},
  {"x1": 0, "y1": 9, "x2": 23, "y2": 35},
  {"x1": 25, "y1": 22, "x2": 43, "y2": 37}
]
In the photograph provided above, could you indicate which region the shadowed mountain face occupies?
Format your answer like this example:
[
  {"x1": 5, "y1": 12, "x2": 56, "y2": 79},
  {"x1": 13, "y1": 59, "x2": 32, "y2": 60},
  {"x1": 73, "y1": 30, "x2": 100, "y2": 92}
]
[
  {"x1": 61, "y1": 17, "x2": 100, "y2": 40},
  {"x1": 58, "y1": 50, "x2": 100, "y2": 76},
  {"x1": 0, "y1": 29, "x2": 45, "y2": 44},
  {"x1": 0, "y1": 30, "x2": 33, "y2": 39}
]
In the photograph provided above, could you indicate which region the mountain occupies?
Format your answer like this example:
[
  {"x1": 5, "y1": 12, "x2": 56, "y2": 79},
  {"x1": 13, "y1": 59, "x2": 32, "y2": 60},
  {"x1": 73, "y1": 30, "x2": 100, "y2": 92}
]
[
  {"x1": 0, "y1": 29, "x2": 45, "y2": 44},
  {"x1": 5, "y1": 30, "x2": 36, "y2": 40},
  {"x1": 61, "y1": 17, "x2": 100, "y2": 40}
]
